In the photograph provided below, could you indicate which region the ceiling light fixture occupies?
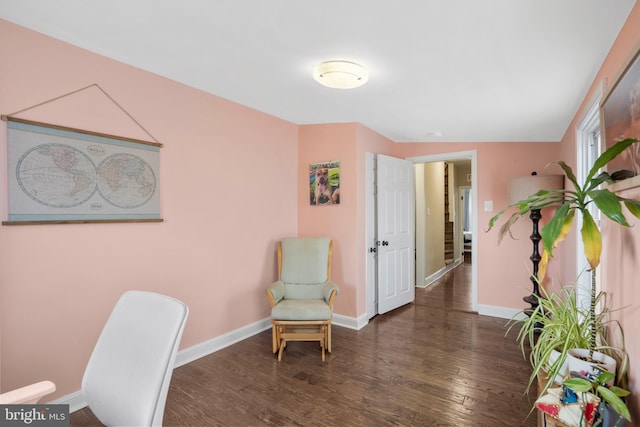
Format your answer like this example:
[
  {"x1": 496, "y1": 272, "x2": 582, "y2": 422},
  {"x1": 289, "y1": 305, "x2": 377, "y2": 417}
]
[{"x1": 313, "y1": 60, "x2": 369, "y2": 89}]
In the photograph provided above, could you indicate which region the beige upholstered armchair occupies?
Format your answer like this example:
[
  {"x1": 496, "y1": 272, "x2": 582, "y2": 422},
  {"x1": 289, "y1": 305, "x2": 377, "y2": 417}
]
[{"x1": 266, "y1": 237, "x2": 339, "y2": 361}]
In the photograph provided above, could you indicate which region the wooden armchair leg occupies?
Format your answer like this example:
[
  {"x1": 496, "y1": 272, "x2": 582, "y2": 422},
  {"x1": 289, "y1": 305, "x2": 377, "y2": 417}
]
[
  {"x1": 321, "y1": 326, "x2": 326, "y2": 361},
  {"x1": 272, "y1": 324, "x2": 279, "y2": 354},
  {"x1": 278, "y1": 339, "x2": 286, "y2": 361}
]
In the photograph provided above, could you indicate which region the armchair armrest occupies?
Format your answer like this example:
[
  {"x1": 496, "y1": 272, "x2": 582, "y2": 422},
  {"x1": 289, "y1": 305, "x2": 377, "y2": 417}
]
[
  {"x1": 323, "y1": 281, "x2": 339, "y2": 307},
  {"x1": 0, "y1": 380, "x2": 56, "y2": 404},
  {"x1": 266, "y1": 281, "x2": 285, "y2": 307}
]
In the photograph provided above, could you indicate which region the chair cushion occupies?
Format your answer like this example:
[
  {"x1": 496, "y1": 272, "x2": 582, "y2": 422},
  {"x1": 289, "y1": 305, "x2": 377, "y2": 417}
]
[
  {"x1": 281, "y1": 237, "x2": 330, "y2": 284},
  {"x1": 271, "y1": 299, "x2": 332, "y2": 321},
  {"x1": 284, "y1": 283, "x2": 325, "y2": 300}
]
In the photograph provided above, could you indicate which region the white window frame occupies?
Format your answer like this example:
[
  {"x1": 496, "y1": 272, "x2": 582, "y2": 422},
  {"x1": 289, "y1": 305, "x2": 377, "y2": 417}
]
[{"x1": 576, "y1": 97, "x2": 602, "y2": 311}]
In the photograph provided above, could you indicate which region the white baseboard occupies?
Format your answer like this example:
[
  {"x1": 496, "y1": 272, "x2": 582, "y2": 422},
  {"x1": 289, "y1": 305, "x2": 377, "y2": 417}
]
[
  {"x1": 53, "y1": 314, "x2": 362, "y2": 413},
  {"x1": 477, "y1": 304, "x2": 527, "y2": 320},
  {"x1": 416, "y1": 257, "x2": 463, "y2": 289},
  {"x1": 174, "y1": 317, "x2": 272, "y2": 368},
  {"x1": 51, "y1": 390, "x2": 86, "y2": 414},
  {"x1": 333, "y1": 312, "x2": 367, "y2": 330}
]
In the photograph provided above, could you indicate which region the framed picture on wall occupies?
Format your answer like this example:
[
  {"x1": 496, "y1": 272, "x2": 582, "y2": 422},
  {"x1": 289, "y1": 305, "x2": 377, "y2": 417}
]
[
  {"x1": 309, "y1": 160, "x2": 340, "y2": 205},
  {"x1": 601, "y1": 40, "x2": 640, "y2": 176}
]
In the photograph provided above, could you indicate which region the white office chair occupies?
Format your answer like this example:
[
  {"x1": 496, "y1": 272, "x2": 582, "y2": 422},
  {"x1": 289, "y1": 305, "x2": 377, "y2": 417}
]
[{"x1": 82, "y1": 290, "x2": 188, "y2": 427}]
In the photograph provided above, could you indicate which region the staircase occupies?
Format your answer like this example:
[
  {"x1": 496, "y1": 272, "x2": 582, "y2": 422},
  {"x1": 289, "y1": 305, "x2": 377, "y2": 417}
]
[{"x1": 444, "y1": 163, "x2": 454, "y2": 264}]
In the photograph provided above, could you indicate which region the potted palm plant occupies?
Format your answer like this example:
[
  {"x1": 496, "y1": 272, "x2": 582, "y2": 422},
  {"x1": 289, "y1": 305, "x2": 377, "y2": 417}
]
[{"x1": 489, "y1": 137, "x2": 640, "y2": 391}]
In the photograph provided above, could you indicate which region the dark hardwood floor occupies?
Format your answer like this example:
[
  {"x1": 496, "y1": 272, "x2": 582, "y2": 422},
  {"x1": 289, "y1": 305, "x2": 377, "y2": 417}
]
[{"x1": 71, "y1": 263, "x2": 537, "y2": 426}]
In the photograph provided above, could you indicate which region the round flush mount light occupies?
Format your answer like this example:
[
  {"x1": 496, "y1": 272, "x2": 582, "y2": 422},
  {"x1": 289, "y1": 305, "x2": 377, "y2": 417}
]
[{"x1": 313, "y1": 60, "x2": 369, "y2": 89}]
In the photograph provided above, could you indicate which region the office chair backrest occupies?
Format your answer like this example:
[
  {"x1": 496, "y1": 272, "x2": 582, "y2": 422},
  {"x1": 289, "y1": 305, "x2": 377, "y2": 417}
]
[{"x1": 82, "y1": 290, "x2": 188, "y2": 427}]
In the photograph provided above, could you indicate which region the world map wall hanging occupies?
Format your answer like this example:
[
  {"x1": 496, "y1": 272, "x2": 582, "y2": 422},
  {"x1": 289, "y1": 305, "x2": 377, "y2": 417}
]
[{"x1": 2, "y1": 117, "x2": 162, "y2": 225}]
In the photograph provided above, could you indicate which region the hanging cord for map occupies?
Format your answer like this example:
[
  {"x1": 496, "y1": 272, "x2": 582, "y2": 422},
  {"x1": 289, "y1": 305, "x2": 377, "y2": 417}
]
[{"x1": 3, "y1": 83, "x2": 161, "y2": 146}]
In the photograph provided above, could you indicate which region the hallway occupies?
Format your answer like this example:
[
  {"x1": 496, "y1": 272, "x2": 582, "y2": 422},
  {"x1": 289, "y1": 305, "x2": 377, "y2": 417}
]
[{"x1": 424, "y1": 261, "x2": 474, "y2": 313}]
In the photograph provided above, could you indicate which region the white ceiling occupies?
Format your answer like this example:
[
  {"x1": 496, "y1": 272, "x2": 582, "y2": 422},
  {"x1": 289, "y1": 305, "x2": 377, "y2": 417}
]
[{"x1": 0, "y1": 0, "x2": 635, "y2": 142}]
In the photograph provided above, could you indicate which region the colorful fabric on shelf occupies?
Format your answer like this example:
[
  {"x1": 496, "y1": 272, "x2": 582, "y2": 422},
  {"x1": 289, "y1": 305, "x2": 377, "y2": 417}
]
[{"x1": 535, "y1": 386, "x2": 600, "y2": 427}]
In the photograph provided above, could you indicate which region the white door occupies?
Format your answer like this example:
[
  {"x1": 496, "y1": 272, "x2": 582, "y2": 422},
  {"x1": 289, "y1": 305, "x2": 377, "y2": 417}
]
[
  {"x1": 377, "y1": 154, "x2": 416, "y2": 314},
  {"x1": 365, "y1": 153, "x2": 377, "y2": 318}
]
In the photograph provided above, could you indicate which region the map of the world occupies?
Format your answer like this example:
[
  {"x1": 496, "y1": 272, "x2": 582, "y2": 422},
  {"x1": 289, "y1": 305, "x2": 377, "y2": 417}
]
[
  {"x1": 17, "y1": 144, "x2": 156, "y2": 209},
  {"x1": 6, "y1": 120, "x2": 161, "y2": 223}
]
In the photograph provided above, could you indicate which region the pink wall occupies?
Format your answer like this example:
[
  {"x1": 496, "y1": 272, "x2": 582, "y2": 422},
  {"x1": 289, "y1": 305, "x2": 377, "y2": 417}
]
[
  {"x1": 602, "y1": 185, "x2": 640, "y2": 422},
  {"x1": 298, "y1": 123, "x2": 358, "y2": 316},
  {"x1": 559, "y1": 3, "x2": 640, "y2": 421},
  {"x1": 0, "y1": 20, "x2": 298, "y2": 400}
]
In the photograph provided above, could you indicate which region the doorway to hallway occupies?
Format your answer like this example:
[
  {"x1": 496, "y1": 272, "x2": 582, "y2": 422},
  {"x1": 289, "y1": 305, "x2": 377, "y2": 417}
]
[
  {"x1": 409, "y1": 151, "x2": 477, "y2": 315},
  {"x1": 365, "y1": 150, "x2": 478, "y2": 321}
]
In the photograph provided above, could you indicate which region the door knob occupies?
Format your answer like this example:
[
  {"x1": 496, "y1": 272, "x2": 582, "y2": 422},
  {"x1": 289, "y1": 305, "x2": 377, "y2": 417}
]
[{"x1": 369, "y1": 247, "x2": 377, "y2": 253}]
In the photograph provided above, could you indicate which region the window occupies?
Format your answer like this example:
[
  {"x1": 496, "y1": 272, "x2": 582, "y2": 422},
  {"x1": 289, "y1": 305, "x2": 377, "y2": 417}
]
[{"x1": 576, "y1": 99, "x2": 601, "y2": 309}]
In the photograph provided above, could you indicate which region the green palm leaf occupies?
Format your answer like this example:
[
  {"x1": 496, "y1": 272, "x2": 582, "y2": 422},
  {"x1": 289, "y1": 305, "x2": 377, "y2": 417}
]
[
  {"x1": 621, "y1": 197, "x2": 640, "y2": 219},
  {"x1": 590, "y1": 189, "x2": 629, "y2": 226},
  {"x1": 556, "y1": 161, "x2": 579, "y2": 191},
  {"x1": 540, "y1": 203, "x2": 572, "y2": 257},
  {"x1": 581, "y1": 210, "x2": 601, "y2": 270},
  {"x1": 597, "y1": 386, "x2": 632, "y2": 421}
]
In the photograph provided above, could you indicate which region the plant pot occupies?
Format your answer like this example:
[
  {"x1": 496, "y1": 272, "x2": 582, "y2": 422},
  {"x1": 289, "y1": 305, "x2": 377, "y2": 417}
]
[
  {"x1": 567, "y1": 349, "x2": 616, "y2": 386},
  {"x1": 594, "y1": 402, "x2": 627, "y2": 427},
  {"x1": 549, "y1": 349, "x2": 570, "y2": 384}
]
